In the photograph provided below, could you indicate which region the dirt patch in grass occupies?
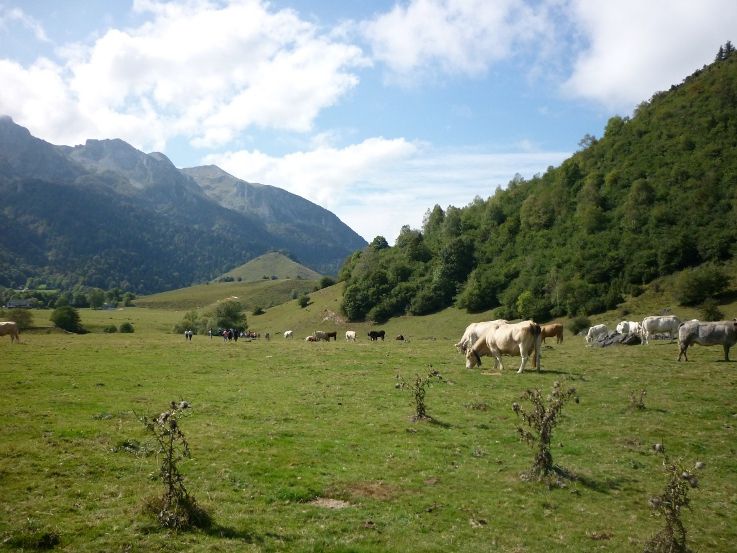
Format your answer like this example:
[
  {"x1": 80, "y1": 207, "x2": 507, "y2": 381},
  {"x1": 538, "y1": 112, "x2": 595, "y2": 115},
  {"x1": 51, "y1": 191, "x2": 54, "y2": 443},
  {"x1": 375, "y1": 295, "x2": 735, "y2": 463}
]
[
  {"x1": 309, "y1": 497, "x2": 352, "y2": 509},
  {"x1": 342, "y1": 480, "x2": 398, "y2": 501}
]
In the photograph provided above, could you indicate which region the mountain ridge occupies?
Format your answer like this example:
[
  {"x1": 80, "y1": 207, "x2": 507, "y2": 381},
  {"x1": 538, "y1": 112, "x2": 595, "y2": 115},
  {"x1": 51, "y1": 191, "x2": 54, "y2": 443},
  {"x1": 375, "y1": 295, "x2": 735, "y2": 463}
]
[{"x1": 0, "y1": 118, "x2": 366, "y2": 293}]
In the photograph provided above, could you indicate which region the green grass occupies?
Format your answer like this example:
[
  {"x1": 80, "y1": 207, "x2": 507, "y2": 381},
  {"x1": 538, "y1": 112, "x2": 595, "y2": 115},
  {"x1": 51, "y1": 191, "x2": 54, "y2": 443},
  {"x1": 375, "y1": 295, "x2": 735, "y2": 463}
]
[
  {"x1": 2, "y1": 299, "x2": 737, "y2": 552},
  {"x1": 216, "y1": 252, "x2": 323, "y2": 282}
]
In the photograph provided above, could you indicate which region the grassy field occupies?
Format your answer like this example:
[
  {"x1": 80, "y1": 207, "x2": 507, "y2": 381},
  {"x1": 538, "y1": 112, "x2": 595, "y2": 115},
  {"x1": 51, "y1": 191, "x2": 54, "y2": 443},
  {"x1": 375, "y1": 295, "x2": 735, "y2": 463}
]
[
  {"x1": 2, "y1": 294, "x2": 737, "y2": 552},
  {"x1": 216, "y1": 252, "x2": 323, "y2": 283}
]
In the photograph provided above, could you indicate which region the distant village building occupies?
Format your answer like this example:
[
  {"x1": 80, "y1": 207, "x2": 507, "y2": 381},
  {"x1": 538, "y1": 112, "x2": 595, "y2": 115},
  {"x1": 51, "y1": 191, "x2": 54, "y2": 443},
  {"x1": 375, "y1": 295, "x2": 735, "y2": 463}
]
[{"x1": 5, "y1": 298, "x2": 35, "y2": 308}]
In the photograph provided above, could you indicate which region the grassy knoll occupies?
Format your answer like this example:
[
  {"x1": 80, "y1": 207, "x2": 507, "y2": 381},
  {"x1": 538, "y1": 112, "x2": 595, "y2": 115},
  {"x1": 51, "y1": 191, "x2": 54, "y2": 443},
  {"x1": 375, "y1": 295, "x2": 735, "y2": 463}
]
[
  {"x1": 134, "y1": 278, "x2": 318, "y2": 311},
  {"x1": 217, "y1": 252, "x2": 323, "y2": 282},
  {"x1": 2, "y1": 304, "x2": 737, "y2": 552}
]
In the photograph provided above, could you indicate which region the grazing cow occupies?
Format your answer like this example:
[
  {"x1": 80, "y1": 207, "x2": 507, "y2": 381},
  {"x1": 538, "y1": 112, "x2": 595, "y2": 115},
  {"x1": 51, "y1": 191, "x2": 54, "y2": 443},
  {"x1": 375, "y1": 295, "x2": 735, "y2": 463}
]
[
  {"x1": 0, "y1": 321, "x2": 20, "y2": 343},
  {"x1": 395, "y1": 334, "x2": 404, "y2": 341},
  {"x1": 642, "y1": 315, "x2": 682, "y2": 344},
  {"x1": 540, "y1": 323, "x2": 563, "y2": 344},
  {"x1": 284, "y1": 330, "x2": 294, "y2": 339},
  {"x1": 326, "y1": 331, "x2": 337, "y2": 341},
  {"x1": 314, "y1": 330, "x2": 329, "y2": 342},
  {"x1": 368, "y1": 330, "x2": 385, "y2": 341},
  {"x1": 585, "y1": 324, "x2": 608, "y2": 345},
  {"x1": 465, "y1": 321, "x2": 541, "y2": 373},
  {"x1": 345, "y1": 330, "x2": 356, "y2": 341},
  {"x1": 616, "y1": 320, "x2": 641, "y2": 336},
  {"x1": 305, "y1": 335, "x2": 317, "y2": 342},
  {"x1": 678, "y1": 319, "x2": 737, "y2": 361},
  {"x1": 455, "y1": 320, "x2": 508, "y2": 353}
]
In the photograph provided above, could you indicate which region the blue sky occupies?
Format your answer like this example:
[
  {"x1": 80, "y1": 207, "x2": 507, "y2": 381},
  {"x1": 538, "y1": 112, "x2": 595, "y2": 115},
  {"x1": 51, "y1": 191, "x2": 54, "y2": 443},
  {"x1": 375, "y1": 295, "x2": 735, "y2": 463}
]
[{"x1": 1, "y1": 1, "x2": 735, "y2": 242}]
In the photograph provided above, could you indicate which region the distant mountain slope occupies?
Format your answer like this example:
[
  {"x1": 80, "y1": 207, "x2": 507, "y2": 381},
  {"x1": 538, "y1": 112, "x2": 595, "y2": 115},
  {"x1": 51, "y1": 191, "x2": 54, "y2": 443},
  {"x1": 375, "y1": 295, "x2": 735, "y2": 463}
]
[
  {"x1": 182, "y1": 165, "x2": 366, "y2": 274},
  {"x1": 216, "y1": 252, "x2": 322, "y2": 282},
  {"x1": 339, "y1": 47, "x2": 737, "y2": 323},
  {"x1": 0, "y1": 118, "x2": 366, "y2": 293}
]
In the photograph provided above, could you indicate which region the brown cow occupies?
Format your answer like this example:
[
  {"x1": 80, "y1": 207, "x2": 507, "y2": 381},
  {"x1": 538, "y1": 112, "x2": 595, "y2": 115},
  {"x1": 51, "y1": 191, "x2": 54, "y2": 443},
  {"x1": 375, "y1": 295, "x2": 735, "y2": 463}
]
[
  {"x1": 0, "y1": 321, "x2": 20, "y2": 343},
  {"x1": 325, "y1": 331, "x2": 337, "y2": 341},
  {"x1": 465, "y1": 321, "x2": 541, "y2": 373},
  {"x1": 540, "y1": 323, "x2": 563, "y2": 344}
]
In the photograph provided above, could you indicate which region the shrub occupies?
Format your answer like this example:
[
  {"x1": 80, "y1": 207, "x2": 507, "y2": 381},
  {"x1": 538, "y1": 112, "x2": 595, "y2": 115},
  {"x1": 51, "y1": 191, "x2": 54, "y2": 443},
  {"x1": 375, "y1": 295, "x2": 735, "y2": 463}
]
[
  {"x1": 0, "y1": 308, "x2": 33, "y2": 330},
  {"x1": 252, "y1": 306, "x2": 265, "y2": 316},
  {"x1": 140, "y1": 401, "x2": 210, "y2": 530},
  {"x1": 396, "y1": 368, "x2": 444, "y2": 422},
  {"x1": 673, "y1": 264, "x2": 729, "y2": 306},
  {"x1": 103, "y1": 324, "x2": 118, "y2": 333},
  {"x1": 513, "y1": 381, "x2": 578, "y2": 482},
  {"x1": 119, "y1": 322, "x2": 134, "y2": 333},
  {"x1": 568, "y1": 316, "x2": 591, "y2": 336},
  {"x1": 50, "y1": 306, "x2": 85, "y2": 333},
  {"x1": 297, "y1": 294, "x2": 310, "y2": 308},
  {"x1": 699, "y1": 299, "x2": 723, "y2": 321},
  {"x1": 644, "y1": 449, "x2": 705, "y2": 553},
  {"x1": 319, "y1": 276, "x2": 336, "y2": 289}
]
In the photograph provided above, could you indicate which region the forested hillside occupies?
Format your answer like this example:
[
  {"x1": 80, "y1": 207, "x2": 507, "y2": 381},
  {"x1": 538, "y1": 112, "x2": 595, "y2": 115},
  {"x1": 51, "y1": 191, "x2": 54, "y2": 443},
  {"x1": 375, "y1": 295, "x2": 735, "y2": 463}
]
[{"x1": 340, "y1": 47, "x2": 737, "y2": 323}]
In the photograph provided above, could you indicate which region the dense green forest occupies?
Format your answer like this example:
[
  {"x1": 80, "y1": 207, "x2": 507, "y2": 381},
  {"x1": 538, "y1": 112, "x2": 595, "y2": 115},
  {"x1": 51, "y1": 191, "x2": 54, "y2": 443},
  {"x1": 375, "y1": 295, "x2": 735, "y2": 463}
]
[{"x1": 339, "y1": 45, "x2": 737, "y2": 323}]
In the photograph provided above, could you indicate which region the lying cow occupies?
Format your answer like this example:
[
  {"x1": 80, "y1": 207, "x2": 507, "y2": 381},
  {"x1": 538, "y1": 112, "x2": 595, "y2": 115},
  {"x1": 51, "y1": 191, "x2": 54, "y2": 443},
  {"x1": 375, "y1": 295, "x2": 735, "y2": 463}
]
[
  {"x1": 345, "y1": 330, "x2": 356, "y2": 341},
  {"x1": 0, "y1": 321, "x2": 20, "y2": 343},
  {"x1": 616, "y1": 320, "x2": 641, "y2": 335},
  {"x1": 368, "y1": 330, "x2": 385, "y2": 341},
  {"x1": 465, "y1": 320, "x2": 541, "y2": 374},
  {"x1": 642, "y1": 315, "x2": 681, "y2": 344},
  {"x1": 540, "y1": 323, "x2": 563, "y2": 344},
  {"x1": 455, "y1": 320, "x2": 507, "y2": 353},
  {"x1": 677, "y1": 319, "x2": 737, "y2": 361},
  {"x1": 305, "y1": 335, "x2": 317, "y2": 342},
  {"x1": 284, "y1": 330, "x2": 294, "y2": 339},
  {"x1": 585, "y1": 324, "x2": 608, "y2": 345}
]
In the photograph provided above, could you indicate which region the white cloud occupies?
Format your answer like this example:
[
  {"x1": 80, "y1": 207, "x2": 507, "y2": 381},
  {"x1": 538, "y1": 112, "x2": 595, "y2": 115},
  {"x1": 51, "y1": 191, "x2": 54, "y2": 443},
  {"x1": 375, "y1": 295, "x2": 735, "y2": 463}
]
[
  {"x1": 205, "y1": 138, "x2": 569, "y2": 242},
  {"x1": 0, "y1": 6, "x2": 49, "y2": 42},
  {"x1": 562, "y1": 0, "x2": 737, "y2": 110},
  {"x1": 363, "y1": 0, "x2": 550, "y2": 80},
  {"x1": 0, "y1": 0, "x2": 367, "y2": 151}
]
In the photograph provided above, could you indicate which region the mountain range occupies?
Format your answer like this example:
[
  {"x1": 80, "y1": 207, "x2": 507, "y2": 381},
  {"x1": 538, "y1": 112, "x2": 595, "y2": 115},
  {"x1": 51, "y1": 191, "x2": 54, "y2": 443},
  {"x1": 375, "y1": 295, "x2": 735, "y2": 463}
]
[{"x1": 0, "y1": 117, "x2": 366, "y2": 294}]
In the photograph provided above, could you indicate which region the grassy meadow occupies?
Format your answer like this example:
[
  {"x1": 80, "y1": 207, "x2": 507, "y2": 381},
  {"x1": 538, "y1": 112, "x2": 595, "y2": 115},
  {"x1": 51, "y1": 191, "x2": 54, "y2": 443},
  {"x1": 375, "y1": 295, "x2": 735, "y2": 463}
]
[{"x1": 2, "y1": 291, "x2": 737, "y2": 552}]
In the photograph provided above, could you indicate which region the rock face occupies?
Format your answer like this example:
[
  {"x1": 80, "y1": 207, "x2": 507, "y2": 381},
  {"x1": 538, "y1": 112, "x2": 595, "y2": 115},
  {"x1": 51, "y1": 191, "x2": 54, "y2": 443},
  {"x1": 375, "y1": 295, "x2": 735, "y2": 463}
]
[
  {"x1": 591, "y1": 331, "x2": 643, "y2": 347},
  {"x1": 0, "y1": 117, "x2": 367, "y2": 292}
]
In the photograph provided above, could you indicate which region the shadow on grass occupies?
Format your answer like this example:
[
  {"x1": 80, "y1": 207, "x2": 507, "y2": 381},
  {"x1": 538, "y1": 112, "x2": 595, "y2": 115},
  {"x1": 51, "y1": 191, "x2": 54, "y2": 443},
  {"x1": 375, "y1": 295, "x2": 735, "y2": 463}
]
[{"x1": 553, "y1": 466, "x2": 632, "y2": 494}]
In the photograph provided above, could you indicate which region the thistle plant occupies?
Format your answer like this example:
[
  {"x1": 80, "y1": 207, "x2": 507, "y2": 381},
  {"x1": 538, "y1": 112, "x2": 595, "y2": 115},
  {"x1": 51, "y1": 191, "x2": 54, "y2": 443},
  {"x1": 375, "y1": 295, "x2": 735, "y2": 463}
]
[
  {"x1": 512, "y1": 381, "x2": 578, "y2": 480},
  {"x1": 644, "y1": 448, "x2": 705, "y2": 553},
  {"x1": 140, "y1": 400, "x2": 210, "y2": 530},
  {"x1": 396, "y1": 367, "x2": 444, "y2": 421},
  {"x1": 630, "y1": 389, "x2": 647, "y2": 410}
]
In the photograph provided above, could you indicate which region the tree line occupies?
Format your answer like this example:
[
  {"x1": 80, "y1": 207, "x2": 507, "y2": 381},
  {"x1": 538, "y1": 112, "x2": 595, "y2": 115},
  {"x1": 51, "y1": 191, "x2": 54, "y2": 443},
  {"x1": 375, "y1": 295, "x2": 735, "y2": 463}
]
[{"x1": 339, "y1": 44, "x2": 737, "y2": 323}]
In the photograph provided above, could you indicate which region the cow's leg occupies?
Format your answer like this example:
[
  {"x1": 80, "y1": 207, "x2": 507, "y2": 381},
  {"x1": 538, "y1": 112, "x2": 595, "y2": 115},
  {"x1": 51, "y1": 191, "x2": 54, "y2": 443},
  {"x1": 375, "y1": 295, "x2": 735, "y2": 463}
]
[
  {"x1": 491, "y1": 348, "x2": 504, "y2": 371},
  {"x1": 724, "y1": 344, "x2": 730, "y2": 362},
  {"x1": 678, "y1": 344, "x2": 688, "y2": 362}
]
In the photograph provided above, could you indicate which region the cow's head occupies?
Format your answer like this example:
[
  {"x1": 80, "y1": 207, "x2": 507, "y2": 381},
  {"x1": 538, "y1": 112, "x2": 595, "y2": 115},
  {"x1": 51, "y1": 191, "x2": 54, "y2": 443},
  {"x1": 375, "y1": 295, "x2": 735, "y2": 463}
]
[{"x1": 465, "y1": 348, "x2": 482, "y2": 369}]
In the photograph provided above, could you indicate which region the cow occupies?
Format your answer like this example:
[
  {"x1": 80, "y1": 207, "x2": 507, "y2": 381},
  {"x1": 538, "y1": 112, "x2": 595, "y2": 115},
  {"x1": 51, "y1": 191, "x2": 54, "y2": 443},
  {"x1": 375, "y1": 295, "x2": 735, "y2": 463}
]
[
  {"x1": 395, "y1": 334, "x2": 404, "y2": 341},
  {"x1": 540, "y1": 323, "x2": 563, "y2": 344},
  {"x1": 325, "y1": 331, "x2": 337, "y2": 341},
  {"x1": 314, "y1": 330, "x2": 329, "y2": 342},
  {"x1": 465, "y1": 321, "x2": 541, "y2": 373},
  {"x1": 455, "y1": 320, "x2": 508, "y2": 353},
  {"x1": 616, "y1": 320, "x2": 642, "y2": 336},
  {"x1": 585, "y1": 324, "x2": 608, "y2": 345},
  {"x1": 305, "y1": 335, "x2": 317, "y2": 342},
  {"x1": 678, "y1": 319, "x2": 737, "y2": 361},
  {"x1": 642, "y1": 315, "x2": 682, "y2": 344},
  {"x1": 345, "y1": 330, "x2": 356, "y2": 341},
  {"x1": 284, "y1": 330, "x2": 294, "y2": 339},
  {"x1": 0, "y1": 321, "x2": 20, "y2": 343},
  {"x1": 368, "y1": 330, "x2": 385, "y2": 341}
]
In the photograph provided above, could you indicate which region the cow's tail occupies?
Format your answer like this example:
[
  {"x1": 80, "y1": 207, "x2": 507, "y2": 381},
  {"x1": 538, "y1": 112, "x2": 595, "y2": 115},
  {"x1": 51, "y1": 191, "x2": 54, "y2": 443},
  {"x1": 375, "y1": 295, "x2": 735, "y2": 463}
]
[{"x1": 531, "y1": 322, "x2": 542, "y2": 370}]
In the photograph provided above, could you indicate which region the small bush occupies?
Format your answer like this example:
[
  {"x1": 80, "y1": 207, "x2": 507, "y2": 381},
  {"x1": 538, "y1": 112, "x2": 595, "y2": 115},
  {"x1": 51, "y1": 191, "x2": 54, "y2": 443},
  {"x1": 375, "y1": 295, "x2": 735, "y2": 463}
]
[
  {"x1": 0, "y1": 308, "x2": 33, "y2": 330},
  {"x1": 252, "y1": 306, "x2": 265, "y2": 316},
  {"x1": 103, "y1": 324, "x2": 118, "y2": 333},
  {"x1": 297, "y1": 294, "x2": 310, "y2": 308},
  {"x1": 699, "y1": 299, "x2": 723, "y2": 321},
  {"x1": 568, "y1": 316, "x2": 591, "y2": 336},
  {"x1": 396, "y1": 367, "x2": 444, "y2": 422},
  {"x1": 50, "y1": 306, "x2": 85, "y2": 333},
  {"x1": 119, "y1": 322, "x2": 134, "y2": 333},
  {"x1": 673, "y1": 265, "x2": 728, "y2": 306}
]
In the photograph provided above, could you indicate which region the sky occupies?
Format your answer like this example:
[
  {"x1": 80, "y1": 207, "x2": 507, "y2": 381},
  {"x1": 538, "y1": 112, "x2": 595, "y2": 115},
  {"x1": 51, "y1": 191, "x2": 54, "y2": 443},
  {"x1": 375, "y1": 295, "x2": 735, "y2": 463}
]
[{"x1": 1, "y1": 1, "x2": 735, "y2": 243}]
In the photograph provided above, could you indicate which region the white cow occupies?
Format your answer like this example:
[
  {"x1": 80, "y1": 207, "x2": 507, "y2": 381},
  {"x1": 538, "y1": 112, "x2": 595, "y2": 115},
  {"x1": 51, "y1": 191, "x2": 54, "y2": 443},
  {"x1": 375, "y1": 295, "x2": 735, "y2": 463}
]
[
  {"x1": 465, "y1": 321, "x2": 542, "y2": 374},
  {"x1": 0, "y1": 321, "x2": 20, "y2": 343},
  {"x1": 585, "y1": 324, "x2": 608, "y2": 345},
  {"x1": 616, "y1": 320, "x2": 643, "y2": 336},
  {"x1": 455, "y1": 319, "x2": 508, "y2": 353},
  {"x1": 678, "y1": 319, "x2": 737, "y2": 361},
  {"x1": 345, "y1": 330, "x2": 356, "y2": 341},
  {"x1": 641, "y1": 315, "x2": 681, "y2": 344},
  {"x1": 284, "y1": 330, "x2": 294, "y2": 339}
]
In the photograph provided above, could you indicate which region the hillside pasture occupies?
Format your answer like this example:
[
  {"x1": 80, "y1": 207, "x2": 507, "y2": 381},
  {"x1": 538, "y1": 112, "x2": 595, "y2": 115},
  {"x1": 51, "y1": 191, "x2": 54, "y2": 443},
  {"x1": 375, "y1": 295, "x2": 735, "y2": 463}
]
[{"x1": 2, "y1": 312, "x2": 736, "y2": 552}]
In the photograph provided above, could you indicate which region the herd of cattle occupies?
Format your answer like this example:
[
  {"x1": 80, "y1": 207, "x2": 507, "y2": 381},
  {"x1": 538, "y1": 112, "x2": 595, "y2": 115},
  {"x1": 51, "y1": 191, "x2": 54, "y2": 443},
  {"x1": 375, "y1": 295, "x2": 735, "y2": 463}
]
[
  {"x1": 585, "y1": 315, "x2": 737, "y2": 362},
  {"x1": 3, "y1": 313, "x2": 736, "y2": 363}
]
